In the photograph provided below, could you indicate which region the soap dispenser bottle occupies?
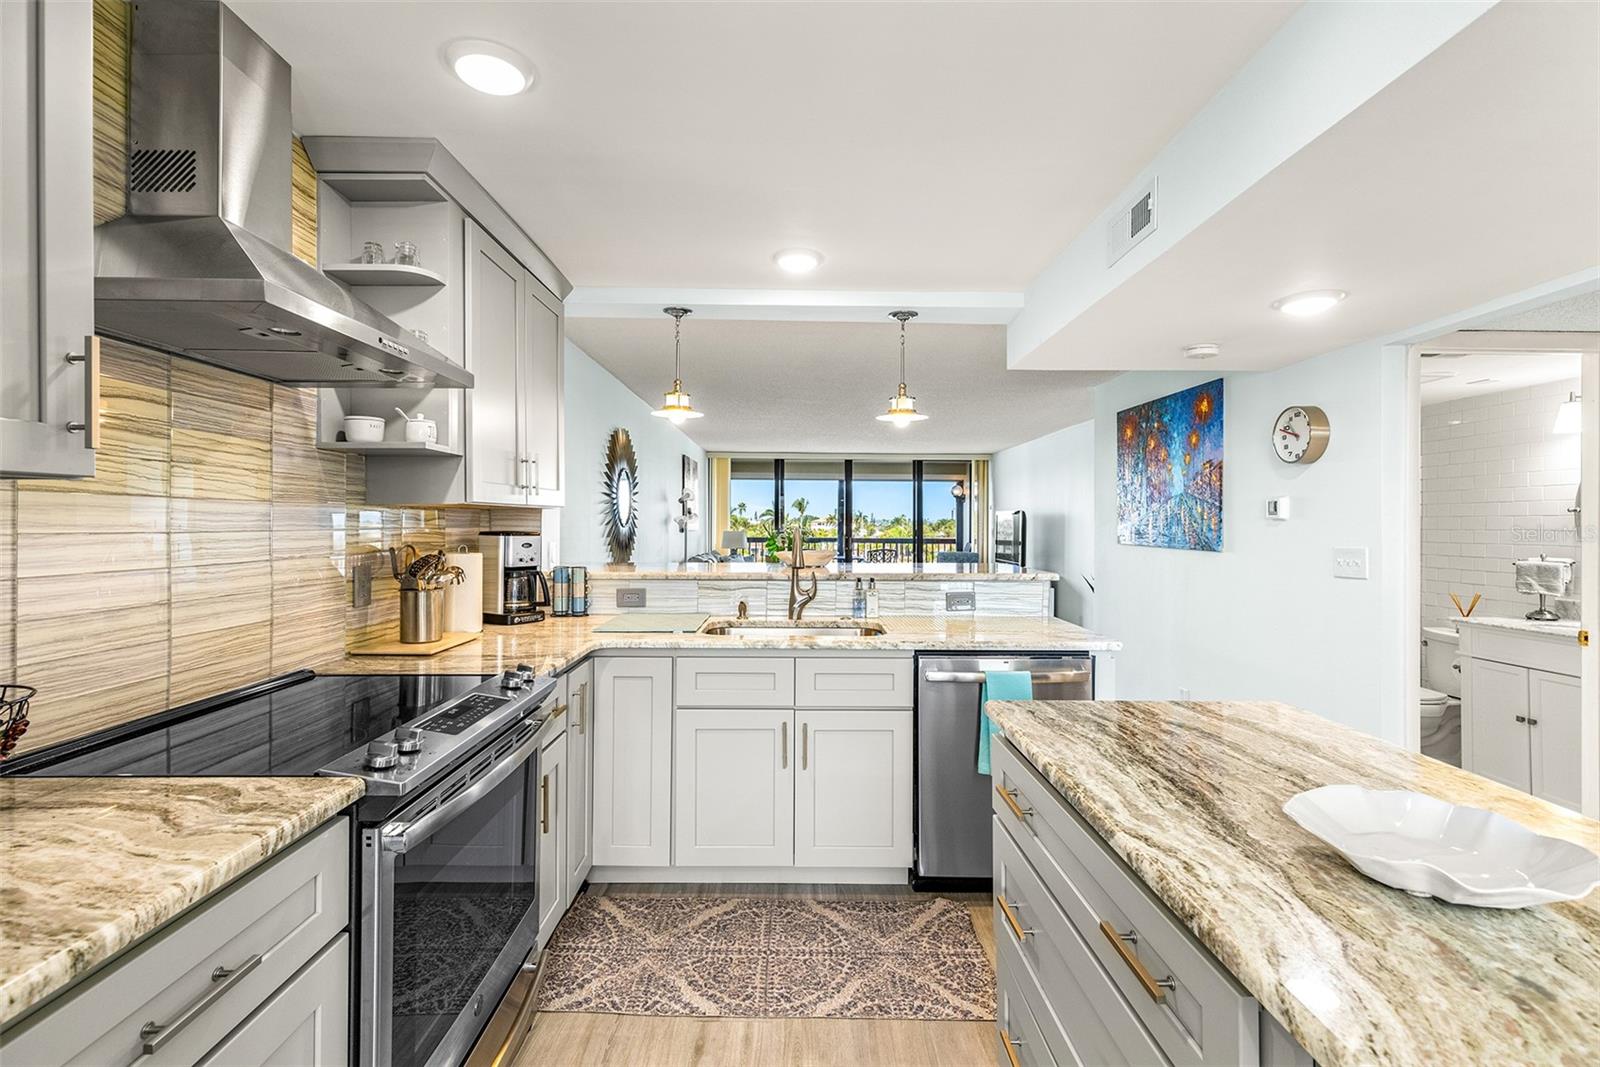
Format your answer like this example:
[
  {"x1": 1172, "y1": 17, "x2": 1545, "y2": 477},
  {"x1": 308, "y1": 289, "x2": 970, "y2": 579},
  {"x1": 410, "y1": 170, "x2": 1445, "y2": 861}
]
[
  {"x1": 852, "y1": 578, "x2": 867, "y2": 619},
  {"x1": 866, "y1": 578, "x2": 880, "y2": 618}
]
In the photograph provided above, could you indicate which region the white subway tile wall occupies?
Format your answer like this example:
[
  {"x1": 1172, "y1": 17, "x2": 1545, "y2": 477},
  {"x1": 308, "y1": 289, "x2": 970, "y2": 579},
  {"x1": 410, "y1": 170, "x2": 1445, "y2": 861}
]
[{"x1": 1421, "y1": 378, "x2": 1582, "y2": 623}]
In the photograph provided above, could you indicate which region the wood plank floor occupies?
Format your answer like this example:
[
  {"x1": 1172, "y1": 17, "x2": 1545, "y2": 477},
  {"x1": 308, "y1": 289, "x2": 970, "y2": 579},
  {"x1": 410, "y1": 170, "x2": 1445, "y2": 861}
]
[{"x1": 511, "y1": 883, "x2": 997, "y2": 1067}]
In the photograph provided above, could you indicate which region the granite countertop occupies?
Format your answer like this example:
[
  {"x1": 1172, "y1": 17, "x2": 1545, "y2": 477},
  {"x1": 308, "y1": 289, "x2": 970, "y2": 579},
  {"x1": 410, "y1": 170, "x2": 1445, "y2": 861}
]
[
  {"x1": 985, "y1": 699, "x2": 1600, "y2": 1067},
  {"x1": 339, "y1": 613, "x2": 1119, "y2": 676},
  {"x1": 0, "y1": 776, "x2": 364, "y2": 1029},
  {"x1": 582, "y1": 561, "x2": 1060, "y2": 581},
  {"x1": 1458, "y1": 614, "x2": 1585, "y2": 639}
]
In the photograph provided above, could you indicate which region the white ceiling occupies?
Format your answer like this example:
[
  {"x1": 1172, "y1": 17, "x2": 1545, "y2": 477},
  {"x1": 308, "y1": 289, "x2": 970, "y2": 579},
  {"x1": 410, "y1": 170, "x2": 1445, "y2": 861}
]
[
  {"x1": 1418, "y1": 350, "x2": 1583, "y2": 406},
  {"x1": 565, "y1": 318, "x2": 1115, "y2": 453},
  {"x1": 1011, "y1": 0, "x2": 1600, "y2": 374},
  {"x1": 233, "y1": 0, "x2": 1297, "y2": 290}
]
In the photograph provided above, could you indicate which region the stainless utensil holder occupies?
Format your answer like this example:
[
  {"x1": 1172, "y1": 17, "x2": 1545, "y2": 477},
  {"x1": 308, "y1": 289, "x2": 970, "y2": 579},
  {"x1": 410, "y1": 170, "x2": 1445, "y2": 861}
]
[{"x1": 400, "y1": 588, "x2": 444, "y2": 643}]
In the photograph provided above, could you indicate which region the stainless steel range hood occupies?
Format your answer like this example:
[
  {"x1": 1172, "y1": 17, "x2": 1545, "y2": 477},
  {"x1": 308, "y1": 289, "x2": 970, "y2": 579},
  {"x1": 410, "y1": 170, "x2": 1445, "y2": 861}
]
[{"x1": 94, "y1": 0, "x2": 472, "y2": 389}]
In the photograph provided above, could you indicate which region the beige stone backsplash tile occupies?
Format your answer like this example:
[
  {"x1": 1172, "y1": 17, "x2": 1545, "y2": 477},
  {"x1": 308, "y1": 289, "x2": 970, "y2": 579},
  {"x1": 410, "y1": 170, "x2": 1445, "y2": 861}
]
[
  {"x1": 171, "y1": 529, "x2": 268, "y2": 568},
  {"x1": 170, "y1": 427, "x2": 272, "y2": 501},
  {"x1": 16, "y1": 604, "x2": 169, "y2": 667},
  {"x1": 171, "y1": 562, "x2": 272, "y2": 636},
  {"x1": 171, "y1": 621, "x2": 272, "y2": 705},
  {"x1": 169, "y1": 360, "x2": 271, "y2": 438},
  {"x1": 169, "y1": 498, "x2": 271, "y2": 532},
  {"x1": 14, "y1": 532, "x2": 169, "y2": 579},
  {"x1": 16, "y1": 569, "x2": 169, "y2": 621},
  {"x1": 21, "y1": 676, "x2": 170, "y2": 752},
  {"x1": 16, "y1": 489, "x2": 167, "y2": 534}
]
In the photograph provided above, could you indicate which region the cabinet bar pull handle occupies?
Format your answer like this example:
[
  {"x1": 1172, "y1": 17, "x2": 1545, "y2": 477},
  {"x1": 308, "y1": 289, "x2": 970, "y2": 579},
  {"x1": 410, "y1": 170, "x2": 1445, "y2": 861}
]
[
  {"x1": 541, "y1": 773, "x2": 551, "y2": 834},
  {"x1": 1527, "y1": 717, "x2": 1538, "y2": 726},
  {"x1": 996, "y1": 894, "x2": 1033, "y2": 942},
  {"x1": 801, "y1": 722, "x2": 808, "y2": 770},
  {"x1": 64, "y1": 336, "x2": 100, "y2": 448},
  {"x1": 781, "y1": 720, "x2": 788, "y2": 769},
  {"x1": 995, "y1": 784, "x2": 1032, "y2": 821},
  {"x1": 999, "y1": 1027, "x2": 1023, "y2": 1067},
  {"x1": 578, "y1": 681, "x2": 588, "y2": 734},
  {"x1": 1515, "y1": 715, "x2": 1527, "y2": 723},
  {"x1": 140, "y1": 952, "x2": 262, "y2": 1053},
  {"x1": 1099, "y1": 921, "x2": 1175, "y2": 1003}
]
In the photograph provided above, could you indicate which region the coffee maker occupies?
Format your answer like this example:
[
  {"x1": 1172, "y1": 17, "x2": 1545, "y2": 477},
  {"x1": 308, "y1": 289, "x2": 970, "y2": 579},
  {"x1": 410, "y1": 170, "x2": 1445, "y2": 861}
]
[{"x1": 481, "y1": 532, "x2": 550, "y2": 625}]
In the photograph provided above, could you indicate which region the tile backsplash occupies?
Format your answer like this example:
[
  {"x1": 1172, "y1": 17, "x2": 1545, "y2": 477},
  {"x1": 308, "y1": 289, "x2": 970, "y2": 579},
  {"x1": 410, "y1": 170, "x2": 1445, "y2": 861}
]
[
  {"x1": 1421, "y1": 377, "x2": 1582, "y2": 623},
  {"x1": 0, "y1": 341, "x2": 535, "y2": 756}
]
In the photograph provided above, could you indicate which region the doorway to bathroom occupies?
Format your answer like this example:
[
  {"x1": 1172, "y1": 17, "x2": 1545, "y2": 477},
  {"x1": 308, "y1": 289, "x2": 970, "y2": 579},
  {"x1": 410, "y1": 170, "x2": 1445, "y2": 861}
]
[{"x1": 1408, "y1": 317, "x2": 1598, "y2": 817}]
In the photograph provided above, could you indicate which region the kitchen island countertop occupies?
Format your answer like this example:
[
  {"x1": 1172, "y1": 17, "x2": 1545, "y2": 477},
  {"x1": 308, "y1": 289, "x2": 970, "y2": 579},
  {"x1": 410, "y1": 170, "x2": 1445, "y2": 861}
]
[
  {"x1": 0, "y1": 775, "x2": 364, "y2": 1029},
  {"x1": 985, "y1": 698, "x2": 1600, "y2": 1067}
]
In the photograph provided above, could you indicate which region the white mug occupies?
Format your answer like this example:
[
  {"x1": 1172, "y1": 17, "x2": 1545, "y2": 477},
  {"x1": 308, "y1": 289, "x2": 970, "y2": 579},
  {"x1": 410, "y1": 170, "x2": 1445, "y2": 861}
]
[{"x1": 403, "y1": 418, "x2": 437, "y2": 443}]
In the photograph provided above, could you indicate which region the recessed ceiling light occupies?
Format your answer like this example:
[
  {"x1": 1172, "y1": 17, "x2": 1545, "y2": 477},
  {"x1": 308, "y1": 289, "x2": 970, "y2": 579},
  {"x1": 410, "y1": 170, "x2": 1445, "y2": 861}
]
[
  {"x1": 446, "y1": 40, "x2": 537, "y2": 96},
  {"x1": 1272, "y1": 289, "x2": 1347, "y2": 317},
  {"x1": 1183, "y1": 343, "x2": 1220, "y2": 360},
  {"x1": 773, "y1": 249, "x2": 822, "y2": 275}
]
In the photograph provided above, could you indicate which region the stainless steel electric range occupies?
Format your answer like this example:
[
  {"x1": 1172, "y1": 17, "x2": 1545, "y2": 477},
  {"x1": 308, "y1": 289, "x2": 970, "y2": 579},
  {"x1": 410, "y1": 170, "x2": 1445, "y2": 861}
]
[{"x1": 6, "y1": 666, "x2": 560, "y2": 1067}]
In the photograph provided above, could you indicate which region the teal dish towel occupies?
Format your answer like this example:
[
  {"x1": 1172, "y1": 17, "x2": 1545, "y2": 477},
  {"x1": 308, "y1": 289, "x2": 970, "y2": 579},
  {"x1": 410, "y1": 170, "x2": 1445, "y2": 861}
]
[{"x1": 979, "y1": 671, "x2": 1033, "y2": 774}]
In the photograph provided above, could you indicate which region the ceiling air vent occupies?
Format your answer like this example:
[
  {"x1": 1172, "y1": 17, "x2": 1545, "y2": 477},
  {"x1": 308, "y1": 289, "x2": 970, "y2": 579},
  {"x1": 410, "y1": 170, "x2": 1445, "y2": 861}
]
[
  {"x1": 129, "y1": 148, "x2": 198, "y2": 193},
  {"x1": 1107, "y1": 177, "x2": 1157, "y2": 266}
]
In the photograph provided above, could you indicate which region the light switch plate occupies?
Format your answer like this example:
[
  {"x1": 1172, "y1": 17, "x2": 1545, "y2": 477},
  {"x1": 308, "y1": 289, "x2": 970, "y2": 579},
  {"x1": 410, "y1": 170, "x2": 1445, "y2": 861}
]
[
  {"x1": 616, "y1": 587, "x2": 647, "y2": 608},
  {"x1": 1266, "y1": 496, "x2": 1291, "y2": 520},
  {"x1": 945, "y1": 590, "x2": 976, "y2": 612},
  {"x1": 1332, "y1": 547, "x2": 1369, "y2": 580}
]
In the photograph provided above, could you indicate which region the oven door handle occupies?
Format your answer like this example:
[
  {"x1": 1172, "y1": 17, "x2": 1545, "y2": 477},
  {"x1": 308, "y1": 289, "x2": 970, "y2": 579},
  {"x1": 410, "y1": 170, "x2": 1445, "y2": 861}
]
[
  {"x1": 921, "y1": 669, "x2": 1090, "y2": 685},
  {"x1": 381, "y1": 726, "x2": 542, "y2": 854}
]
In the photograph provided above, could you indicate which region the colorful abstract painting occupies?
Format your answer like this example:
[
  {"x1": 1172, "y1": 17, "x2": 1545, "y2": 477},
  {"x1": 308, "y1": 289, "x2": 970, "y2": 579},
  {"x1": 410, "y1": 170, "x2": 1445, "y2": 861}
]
[{"x1": 1116, "y1": 379, "x2": 1223, "y2": 551}]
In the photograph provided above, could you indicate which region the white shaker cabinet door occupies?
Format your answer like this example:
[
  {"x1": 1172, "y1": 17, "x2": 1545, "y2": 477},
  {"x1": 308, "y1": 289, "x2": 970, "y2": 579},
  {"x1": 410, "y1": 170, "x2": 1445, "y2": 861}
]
[
  {"x1": 795, "y1": 709, "x2": 913, "y2": 868},
  {"x1": 593, "y1": 657, "x2": 674, "y2": 866},
  {"x1": 536, "y1": 728, "x2": 567, "y2": 946},
  {"x1": 1529, "y1": 669, "x2": 1582, "y2": 811},
  {"x1": 673, "y1": 708, "x2": 795, "y2": 867},
  {"x1": 564, "y1": 661, "x2": 594, "y2": 895},
  {"x1": 1463, "y1": 658, "x2": 1531, "y2": 793},
  {"x1": 523, "y1": 282, "x2": 564, "y2": 507},
  {"x1": 198, "y1": 935, "x2": 349, "y2": 1067},
  {"x1": 464, "y1": 219, "x2": 526, "y2": 505}
]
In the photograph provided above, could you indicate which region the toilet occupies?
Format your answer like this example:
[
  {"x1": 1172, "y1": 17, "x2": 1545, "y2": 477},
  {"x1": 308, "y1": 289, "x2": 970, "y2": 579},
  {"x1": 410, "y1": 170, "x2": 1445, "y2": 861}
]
[{"x1": 1420, "y1": 624, "x2": 1462, "y2": 766}]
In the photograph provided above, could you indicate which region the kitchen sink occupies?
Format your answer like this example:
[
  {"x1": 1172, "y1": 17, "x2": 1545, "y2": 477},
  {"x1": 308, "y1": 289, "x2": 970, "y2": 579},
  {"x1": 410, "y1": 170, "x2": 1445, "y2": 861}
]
[{"x1": 698, "y1": 620, "x2": 888, "y2": 638}]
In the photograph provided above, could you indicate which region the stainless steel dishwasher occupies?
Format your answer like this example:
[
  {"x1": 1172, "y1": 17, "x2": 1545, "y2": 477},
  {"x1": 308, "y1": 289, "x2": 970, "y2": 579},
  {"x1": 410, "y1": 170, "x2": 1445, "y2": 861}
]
[{"x1": 914, "y1": 653, "x2": 1094, "y2": 884}]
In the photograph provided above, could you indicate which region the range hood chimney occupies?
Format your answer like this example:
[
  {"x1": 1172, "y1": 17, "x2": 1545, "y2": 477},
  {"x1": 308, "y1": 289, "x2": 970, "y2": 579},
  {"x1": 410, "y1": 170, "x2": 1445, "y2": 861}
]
[{"x1": 94, "y1": 0, "x2": 472, "y2": 389}]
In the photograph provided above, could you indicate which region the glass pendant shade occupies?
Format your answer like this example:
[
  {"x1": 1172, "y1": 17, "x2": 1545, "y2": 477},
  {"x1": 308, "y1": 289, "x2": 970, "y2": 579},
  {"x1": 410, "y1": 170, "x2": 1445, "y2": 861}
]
[{"x1": 652, "y1": 307, "x2": 704, "y2": 422}]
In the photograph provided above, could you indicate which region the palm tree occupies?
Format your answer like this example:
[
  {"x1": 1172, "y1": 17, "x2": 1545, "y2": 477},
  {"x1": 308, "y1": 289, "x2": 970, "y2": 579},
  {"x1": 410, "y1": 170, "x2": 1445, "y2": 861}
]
[{"x1": 790, "y1": 497, "x2": 810, "y2": 529}]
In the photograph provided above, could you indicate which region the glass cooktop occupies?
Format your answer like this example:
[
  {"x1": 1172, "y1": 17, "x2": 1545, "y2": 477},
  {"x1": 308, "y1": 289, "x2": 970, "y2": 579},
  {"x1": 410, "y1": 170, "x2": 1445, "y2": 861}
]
[{"x1": 11, "y1": 674, "x2": 491, "y2": 778}]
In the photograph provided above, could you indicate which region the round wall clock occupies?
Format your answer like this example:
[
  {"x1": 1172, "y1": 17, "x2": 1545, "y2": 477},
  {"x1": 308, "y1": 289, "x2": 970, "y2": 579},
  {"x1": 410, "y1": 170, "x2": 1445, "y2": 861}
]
[
  {"x1": 1272, "y1": 405, "x2": 1331, "y2": 464},
  {"x1": 602, "y1": 428, "x2": 639, "y2": 561}
]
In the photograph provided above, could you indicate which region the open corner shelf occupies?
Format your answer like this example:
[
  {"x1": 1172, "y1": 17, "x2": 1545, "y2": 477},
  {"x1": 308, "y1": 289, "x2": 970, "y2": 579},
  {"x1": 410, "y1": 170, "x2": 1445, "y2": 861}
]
[
  {"x1": 322, "y1": 262, "x2": 447, "y2": 288},
  {"x1": 317, "y1": 439, "x2": 463, "y2": 457}
]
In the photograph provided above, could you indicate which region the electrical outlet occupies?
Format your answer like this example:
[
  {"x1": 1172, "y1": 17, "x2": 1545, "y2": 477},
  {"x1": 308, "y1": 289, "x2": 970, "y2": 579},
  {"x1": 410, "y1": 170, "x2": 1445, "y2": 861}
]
[
  {"x1": 616, "y1": 587, "x2": 647, "y2": 608},
  {"x1": 1332, "y1": 547, "x2": 1369, "y2": 580},
  {"x1": 945, "y1": 590, "x2": 976, "y2": 612},
  {"x1": 351, "y1": 554, "x2": 373, "y2": 608}
]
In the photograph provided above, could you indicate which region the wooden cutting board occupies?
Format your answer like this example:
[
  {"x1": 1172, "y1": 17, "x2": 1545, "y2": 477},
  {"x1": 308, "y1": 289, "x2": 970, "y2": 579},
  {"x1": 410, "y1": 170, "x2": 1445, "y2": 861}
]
[{"x1": 347, "y1": 631, "x2": 481, "y2": 656}]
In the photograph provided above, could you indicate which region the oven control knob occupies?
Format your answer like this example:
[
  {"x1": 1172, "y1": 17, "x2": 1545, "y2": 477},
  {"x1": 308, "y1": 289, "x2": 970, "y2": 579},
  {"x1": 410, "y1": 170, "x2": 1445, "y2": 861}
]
[
  {"x1": 515, "y1": 663, "x2": 537, "y2": 680},
  {"x1": 501, "y1": 672, "x2": 525, "y2": 690},
  {"x1": 393, "y1": 727, "x2": 423, "y2": 754},
  {"x1": 364, "y1": 741, "x2": 400, "y2": 770}
]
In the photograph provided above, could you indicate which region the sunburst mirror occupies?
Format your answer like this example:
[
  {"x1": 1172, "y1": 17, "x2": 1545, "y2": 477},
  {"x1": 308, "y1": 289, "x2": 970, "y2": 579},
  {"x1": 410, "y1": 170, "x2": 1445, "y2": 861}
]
[{"x1": 602, "y1": 428, "x2": 640, "y2": 562}]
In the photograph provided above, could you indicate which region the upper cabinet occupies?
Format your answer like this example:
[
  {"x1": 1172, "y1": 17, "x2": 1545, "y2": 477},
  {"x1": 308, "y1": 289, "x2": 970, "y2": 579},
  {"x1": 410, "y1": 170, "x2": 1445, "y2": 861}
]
[
  {"x1": 1, "y1": 0, "x2": 98, "y2": 479},
  {"x1": 305, "y1": 139, "x2": 568, "y2": 509}
]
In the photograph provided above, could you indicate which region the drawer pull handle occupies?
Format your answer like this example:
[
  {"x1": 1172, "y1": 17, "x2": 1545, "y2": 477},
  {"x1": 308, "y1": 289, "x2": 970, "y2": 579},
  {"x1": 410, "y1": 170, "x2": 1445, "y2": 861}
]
[
  {"x1": 541, "y1": 773, "x2": 551, "y2": 834},
  {"x1": 999, "y1": 1027, "x2": 1023, "y2": 1067},
  {"x1": 1099, "y1": 921, "x2": 1176, "y2": 1003},
  {"x1": 995, "y1": 784, "x2": 1033, "y2": 821},
  {"x1": 140, "y1": 952, "x2": 263, "y2": 1053},
  {"x1": 781, "y1": 720, "x2": 788, "y2": 769},
  {"x1": 996, "y1": 894, "x2": 1034, "y2": 942}
]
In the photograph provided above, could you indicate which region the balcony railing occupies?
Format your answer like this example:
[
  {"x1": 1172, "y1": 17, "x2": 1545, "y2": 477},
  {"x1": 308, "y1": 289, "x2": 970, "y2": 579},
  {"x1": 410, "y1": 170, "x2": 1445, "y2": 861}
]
[{"x1": 798, "y1": 536, "x2": 962, "y2": 564}]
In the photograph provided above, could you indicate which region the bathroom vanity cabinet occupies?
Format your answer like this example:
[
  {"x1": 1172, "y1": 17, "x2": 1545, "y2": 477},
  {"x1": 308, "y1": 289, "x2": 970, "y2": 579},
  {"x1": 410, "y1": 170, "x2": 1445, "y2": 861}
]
[{"x1": 1461, "y1": 621, "x2": 1583, "y2": 810}]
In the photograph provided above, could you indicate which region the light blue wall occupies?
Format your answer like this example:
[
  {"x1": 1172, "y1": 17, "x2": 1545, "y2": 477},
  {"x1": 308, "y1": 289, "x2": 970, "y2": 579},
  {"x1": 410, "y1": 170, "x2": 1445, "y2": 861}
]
[
  {"x1": 557, "y1": 339, "x2": 708, "y2": 567},
  {"x1": 990, "y1": 421, "x2": 1096, "y2": 626}
]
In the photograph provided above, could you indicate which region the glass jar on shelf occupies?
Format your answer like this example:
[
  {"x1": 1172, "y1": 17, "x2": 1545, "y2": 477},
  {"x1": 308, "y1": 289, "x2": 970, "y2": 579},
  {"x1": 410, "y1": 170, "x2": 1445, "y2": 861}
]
[
  {"x1": 359, "y1": 241, "x2": 385, "y2": 264},
  {"x1": 392, "y1": 241, "x2": 420, "y2": 267}
]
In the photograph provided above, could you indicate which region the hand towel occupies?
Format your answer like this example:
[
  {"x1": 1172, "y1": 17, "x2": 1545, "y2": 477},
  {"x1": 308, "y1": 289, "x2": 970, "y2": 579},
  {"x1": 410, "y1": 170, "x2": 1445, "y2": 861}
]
[{"x1": 979, "y1": 671, "x2": 1033, "y2": 775}]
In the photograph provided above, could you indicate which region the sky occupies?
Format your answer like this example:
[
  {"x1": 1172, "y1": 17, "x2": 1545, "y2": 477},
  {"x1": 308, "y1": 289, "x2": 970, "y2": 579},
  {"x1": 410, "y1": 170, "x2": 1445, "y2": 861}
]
[{"x1": 729, "y1": 477, "x2": 957, "y2": 526}]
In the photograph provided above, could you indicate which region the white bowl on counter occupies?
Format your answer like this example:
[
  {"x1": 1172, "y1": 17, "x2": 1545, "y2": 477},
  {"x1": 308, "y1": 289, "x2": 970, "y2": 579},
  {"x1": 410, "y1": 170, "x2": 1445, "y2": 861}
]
[
  {"x1": 1283, "y1": 784, "x2": 1600, "y2": 908},
  {"x1": 342, "y1": 415, "x2": 385, "y2": 443}
]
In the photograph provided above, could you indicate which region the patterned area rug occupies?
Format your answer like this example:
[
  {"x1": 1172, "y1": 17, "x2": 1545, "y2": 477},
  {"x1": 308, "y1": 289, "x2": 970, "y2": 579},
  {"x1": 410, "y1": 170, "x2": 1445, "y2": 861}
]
[{"x1": 537, "y1": 895, "x2": 994, "y2": 1021}]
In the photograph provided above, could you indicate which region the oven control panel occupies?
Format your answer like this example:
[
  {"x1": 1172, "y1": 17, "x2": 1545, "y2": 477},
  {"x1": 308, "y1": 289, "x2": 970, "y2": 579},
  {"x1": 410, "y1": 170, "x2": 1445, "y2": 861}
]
[{"x1": 418, "y1": 694, "x2": 509, "y2": 735}]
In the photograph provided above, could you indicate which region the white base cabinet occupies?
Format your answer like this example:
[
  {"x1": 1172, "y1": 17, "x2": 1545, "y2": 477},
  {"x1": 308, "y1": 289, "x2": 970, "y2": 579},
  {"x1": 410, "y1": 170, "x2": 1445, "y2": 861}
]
[
  {"x1": 1464, "y1": 656, "x2": 1582, "y2": 809},
  {"x1": 795, "y1": 708, "x2": 913, "y2": 868},
  {"x1": 536, "y1": 724, "x2": 568, "y2": 947},
  {"x1": 565, "y1": 660, "x2": 595, "y2": 894},
  {"x1": 198, "y1": 935, "x2": 349, "y2": 1067},
  {"x1": 593, "y1": 657, "x2": 674, "y2": 866},
  {"x1": 674, "y1": 707, "x2": 795, "y2": 866}
]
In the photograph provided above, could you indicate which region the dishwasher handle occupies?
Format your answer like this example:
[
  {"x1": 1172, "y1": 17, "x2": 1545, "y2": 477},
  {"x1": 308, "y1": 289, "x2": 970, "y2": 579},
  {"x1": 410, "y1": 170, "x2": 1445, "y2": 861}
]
[{"x1": 922, "y1": 669, "x2": 1090, "y2": 685}]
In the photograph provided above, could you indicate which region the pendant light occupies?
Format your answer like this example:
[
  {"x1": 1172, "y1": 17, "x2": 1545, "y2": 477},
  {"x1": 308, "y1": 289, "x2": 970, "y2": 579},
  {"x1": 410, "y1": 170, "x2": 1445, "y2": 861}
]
[
  {"x1": 876, "y1": 309, "x2": 928, "y2": 426},
  {"x1": 651, "y1": 307, "x2": 704, "y2": 424}
]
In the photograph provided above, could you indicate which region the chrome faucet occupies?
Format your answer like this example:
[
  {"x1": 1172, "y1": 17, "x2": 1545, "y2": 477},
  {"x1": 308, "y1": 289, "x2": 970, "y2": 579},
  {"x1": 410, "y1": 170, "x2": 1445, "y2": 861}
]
[{"x1": 787, "y1": 523, "x2": 818, "y2": 621}]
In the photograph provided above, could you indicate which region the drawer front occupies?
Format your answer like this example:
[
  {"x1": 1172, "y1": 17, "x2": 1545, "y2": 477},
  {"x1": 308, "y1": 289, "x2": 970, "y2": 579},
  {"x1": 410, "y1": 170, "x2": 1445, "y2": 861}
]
[
  {"x1": 992, "y1": 741, "x2": 1255, "y2": 1067},
  {"x1": 995, "y1": 820, "x2": 1169, "y2": 1067},
  {"x1": 199, "y1": 933, "x2": 349, "y2": 1066},
  {"x1": 1464, "y1": 629, "x2": 1580, "y2": 677},
  {"x1": 795, "y1": 656, "x2": 913, "y2": 708},
  {"x1": 5, "y1": 819, "x2": 350, "y2": 1066},
  {"x1": 996, "y1": 935, "x2": 1058, "y2": 1067},
  {"x1": 676, "y1": 656, "x2": 795, "y2": 707}
]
